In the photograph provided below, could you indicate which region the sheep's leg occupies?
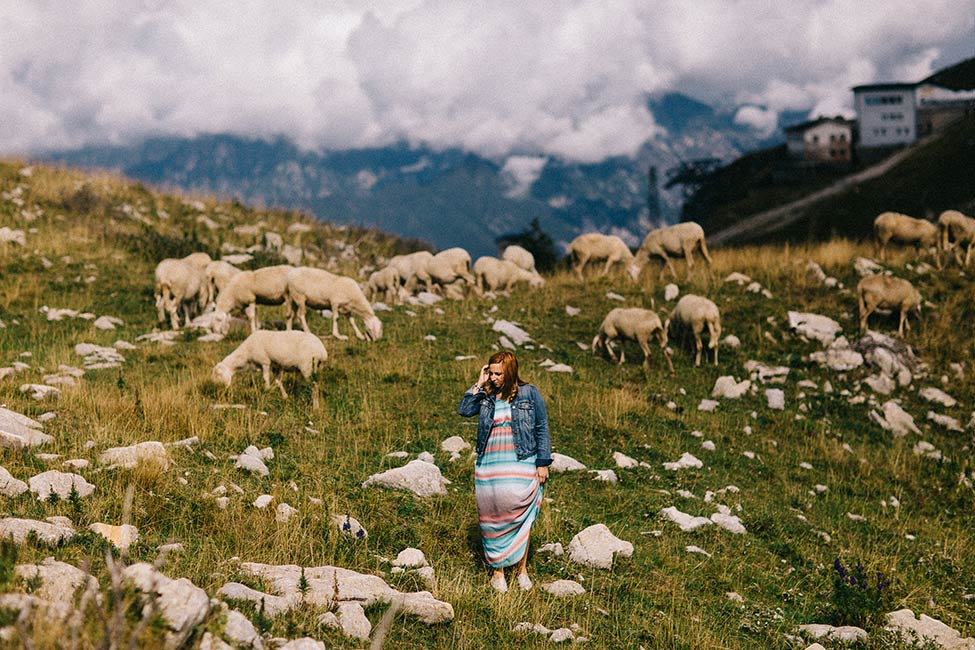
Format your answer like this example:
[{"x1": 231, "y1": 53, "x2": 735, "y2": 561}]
[
  {"x1": 861, "y1": 299, "x2": 877, "y2": 333},
  {"x1": 660, "y1": 341, "x2": 675, "y2": 375},
  {"x1": 245, "y1": 303, "x2": 259, "y2": 332},
  {"x1": 600, "y1": 256, "x2": 615, "y2": 277},
  {"x1": 348, "y1": 316, "x2": 366, "y2": 340},
  {"x1": 605, "y1": 340, "x2": 618, "y2": 363},
  {"x1": 897, "y1": 308, "x2": 906, "y2": 338},
  {"x1": 693, "y1": 327, "x2": 703, "y2": 367},
  {"x1": 331, "y1": 314, "x2": 349, "y2": 341},
  {"x1": 574, "y1": 253, "x2": 588, "y2": 280},
  {"x1": 965, "y1": 243, "x2": 973, "y2": 267},
  {"x1": 638, "y1": 338, "x2": 652, "y2": 366},
  {"x1": 617, "y1": 341, "x2": 626, "y2": 365},
  {"x1": 274, "y1": 377, "x2": 288, "y2": 398},
  {"x1": 312, "y1": 382, "x2": 321, "y2": 409},
  {"x1": 261, "y1": 363, "x2": 272, "y2": 388},
  {"x1": 298, "y1": 304, "x2": 312, "y2": 334},
  {"x1": 682, "y1": 243, "x2": 695, "y2": 279}
]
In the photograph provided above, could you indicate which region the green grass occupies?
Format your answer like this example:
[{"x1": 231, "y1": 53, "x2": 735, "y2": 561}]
[{"x1": 1, "y1": 160, "x2": 974, "y2": 648}]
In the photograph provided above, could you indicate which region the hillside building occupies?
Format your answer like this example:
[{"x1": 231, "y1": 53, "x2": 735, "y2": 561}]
[
  {"x1": 784, "y1": 117, "x2": 855, "y2": 163},
  {"x1": 853, "y1": 82, "x2": 975, "y2": 148}
]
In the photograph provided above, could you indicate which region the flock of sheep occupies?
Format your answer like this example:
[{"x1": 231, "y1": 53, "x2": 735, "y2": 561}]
[{"x1": 150, "y1": 208, "x2": 972, "y2": 396}]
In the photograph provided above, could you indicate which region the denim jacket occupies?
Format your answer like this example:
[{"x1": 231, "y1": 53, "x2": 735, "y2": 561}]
[{"x1": 457, "y1": 383, "x2": 552, "y2": 467}]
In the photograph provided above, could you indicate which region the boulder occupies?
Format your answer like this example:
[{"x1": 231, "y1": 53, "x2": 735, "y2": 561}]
[
  {"x1": 0, "y1": 517, "x2": 75, "y2": 545},
  {"x1": 885, "y1": 608, "x2": 975, "y2": 649},
  {"x1": 14, "y1": 558, "x2": 98, "y2": 602},
  {"x1": 89, "y1": 523, "x2": 139, "y2": 550},
  {"x1": 567, "y1": 524, "x2": 634, "y2": 569},
  {"x1": 788, "y1": 311, "x2": 842, "y2": 346},
  {"x1": 541, "y1": 580, "x2": 586, "y2": 597},
  {"x1": 123, "y1": 563, "x2": 211, "y2": 648},
  {"x1": 870, "y1": 401, "x2": 920, "y2": 437},
  {"x1": 660, "y1": 506, "x2": 712, "y2": 531},
  {"x1": 797, "y1": 623, "x2": 868, "y2": 644},
  {"x1": 549, "y1": 453, "x2": 586, "y2": 472},
  {"x1": 28, "y1": 470, "x2": 95, "y2": 501},
  {"x1": 0, "y1": 466, "x2": 28, "y2": 497},
  {"x1": 712, "y1": 376, "x2": 750, "y2": 399},
  {"x1": 98, "y1": 441, "x2": 169, "y2": 470},
  {"x1": 362, "y1": 459, "x2": 450, "y2": 497}
]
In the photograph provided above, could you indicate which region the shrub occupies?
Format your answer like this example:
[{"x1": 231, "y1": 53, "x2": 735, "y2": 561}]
[{"x1": 828, "y1": 557, "x2": 891, "y2": 628}]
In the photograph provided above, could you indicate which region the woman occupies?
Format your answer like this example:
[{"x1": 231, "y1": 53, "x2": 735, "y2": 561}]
[{"x1": 457, "y1": 350, "x2": 552, "y2": 592}]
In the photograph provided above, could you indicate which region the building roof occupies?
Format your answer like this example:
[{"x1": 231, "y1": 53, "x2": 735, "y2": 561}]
[
  {"x1": 784, "y1": 116, "x2": 855, "y2": 134},
  {"x1": 851, "y1": 82, "x2": 917, "y2": 92}
]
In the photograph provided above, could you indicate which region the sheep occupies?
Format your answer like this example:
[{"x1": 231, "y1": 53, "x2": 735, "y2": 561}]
[
  {"x1": 366, "y1": 266, "x2": 406, "y2": 304},
  {"x1": 667, "y1": 294, "x2": 721, "y2": 367},
  {"x1": 592, "y1": 308, "x2": 674, "y2": 373},
  {"x1": 428, "y1": 247, "x2": 476, "y2": 296},
  {"x1": 204, "y1": 260, "x2": 242, "y2": 307},
  {"x1": 285, "y1": 266, "x2": 383, "y2": 341},
  {"x1": 211, "y1": 329, "x2": 327, "y2": 400},
  {"x1": 873, "y1": 212, "x2": 939, "y2": 265},
  {"x1": 937, "y1": 209, "x2": 975, "y2": 267},
  {"x1": 857, "y1": 274, "x2": 922, "y2": 337},
  {"x1": 388, "y1": 250, "x2": 434, "y2": 294},
  {"x1": 154, "y1": 254, "x2": 211, "y2": 329},
  {"x1": 213, "y1": 265, "x2": 293, "y2": 334},
  {"x1": 502, "y1": 245, "x2": 537, "y2": 274},
  {"x1": 568, "y1": 233, "x2": 634, "y2": 280},
  {"x1": 473, "y1": 256, "x2": 546, "y2": 294},
  {"x1": 629, "y1": 222, "x2": 712, "y2": 281}
]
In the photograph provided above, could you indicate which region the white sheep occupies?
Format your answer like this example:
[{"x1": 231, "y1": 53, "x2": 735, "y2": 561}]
[
  {"x1": 388, "y1": 250, "x2": 434, "y2": 294},
  {"x1": 428, "y1": 247, "x2": 476, "y2": 295},
  {"x1": 502, "y1": 245, "x2": 537, "y2": 274},
  {"x1": 154, "y1": 253, "x2": 211, "y2": 329},
  {"x1": 592, "y1": 307, "x2": 674, "y2": 373},
  {"x1": 204, "y1": 260, "x2": 242, "y2": 307},
  {"x1": 629, "y1": 222, "x2": 712, "y2": 281},
  {"x1": 211, "y1": 330, "x2": 327, "y2": 399},
  {"x1": 667, "y1": 294, "x2": 721, "y2": 367},
  {"x1": 937, "y1": 209, "x2": 975, "y2": 267},
  {"x1": 873, "y1": 212, "x2": 939, "y2": 265},
  {"x1": 285, "y1": 266, "x2": 383, "y2": 341},
  {"x1": 366, "y1": 266, "x2": 406, "y2": 304},
  {"x1": 213, "y1": 265, "x2": 293, "y2": 334},
  {"x1": 857, "y1": 274, "x2": 922, "y2": 337},
  {"x1": 567, "y1": 233, "x2": 634, "y2": 280},
  {"x1": 473, "y1": 256, "x2": 546, "y2": 294}
]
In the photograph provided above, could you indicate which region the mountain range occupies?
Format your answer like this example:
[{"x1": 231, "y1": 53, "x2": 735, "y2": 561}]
[{"x1": 39, "y1": 93, "x2": 805, "y2": 257}]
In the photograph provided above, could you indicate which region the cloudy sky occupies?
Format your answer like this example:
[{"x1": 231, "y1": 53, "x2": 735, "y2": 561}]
[{"x1": 2, "y1": 0, "x2": 973, "y2": 162}]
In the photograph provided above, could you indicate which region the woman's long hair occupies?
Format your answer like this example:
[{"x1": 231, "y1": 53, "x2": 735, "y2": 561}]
[{"x1": 486, "y1": 350, "x2": 526, "y2": 401}]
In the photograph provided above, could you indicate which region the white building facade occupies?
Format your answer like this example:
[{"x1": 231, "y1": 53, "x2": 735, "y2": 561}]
[
  {"x1": 785, "y1": 117, "x2": 854, "y2": 162},
  {"x1": 852, "y1": 83, "x2": 918, "y2": 148}
]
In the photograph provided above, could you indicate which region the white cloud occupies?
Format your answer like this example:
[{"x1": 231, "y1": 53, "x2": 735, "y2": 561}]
[
  {"x1": 0, "y1": 0, "x2": 972, "y2": 160},
  {"x1": 733, "y1": 106, "x2": 778, "y2": 138},
  {"x1": 501, "y1": 156, "x2": 548, "y2": 199}
]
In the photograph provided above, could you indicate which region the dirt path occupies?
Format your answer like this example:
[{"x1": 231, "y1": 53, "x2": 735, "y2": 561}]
[{"x1": 706, "y1": 139, "x2": 929, "y2": 247}]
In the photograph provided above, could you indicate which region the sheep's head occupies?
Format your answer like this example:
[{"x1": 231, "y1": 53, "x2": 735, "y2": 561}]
[
  {"x1": 211, "y1": 363, "x2": 233, "y2": 387},
  {"x1": 627, "y1": 261, "x2": 643, "y2": 282},
  {"x1": 910, "y1": 289, "x2": 923, "y2": 313},
  {"x1": 364, "y1": 316, "x2": 383, "y2": 341},
  {"x1": 211, "y1": 310, "x2": 230, "y2": 335},
  {"x1": 529, "y1": 274, "x2": 546, "y2": 289}
]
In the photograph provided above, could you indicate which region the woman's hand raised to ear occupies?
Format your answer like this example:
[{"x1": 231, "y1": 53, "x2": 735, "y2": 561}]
[{"x1": 477, "y1": 364, "x2": 490, "y2": 388}]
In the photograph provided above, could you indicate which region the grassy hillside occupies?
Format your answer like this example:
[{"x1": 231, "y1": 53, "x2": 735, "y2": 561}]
[
  {"x1": 692, "y1": 114, "x2": 975, "y2": 245},
  {"x1": 1, "y1": 161, "x2": 974, "y2": 649}
]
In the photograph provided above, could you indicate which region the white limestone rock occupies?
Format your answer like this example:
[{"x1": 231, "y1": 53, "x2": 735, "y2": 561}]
[
  {"x1": 0, "y1": 466, "x2": 28, "y2": 497},
  {"x1": 864, "y1": 373, "x2": 897, "y2": 395},
  {"x1": 885, "y1": 608, "x2": 975, "y2": 649},
  {"x1": 275, "y1": 503, "x2": 298, "y2": 522},
  {"x1": 698, "y1": 399, "x2": 719, "y2": 412},
  {"x1": 0, "y1": 517, "x2": 75, "y2": 545},
  {"x1": 98, "y1": 441, "x2": 169, "y2": 470},
  {"x1": 28, "y1": 470, "x2": 95, "y2": 501},
  {"x1": 721, "y1": 334, "x2": 741, "y2": 348},
  {"x1": 20, "y1": 384, "x2": 61, "y2": 400},
  {"x1": 89, "y1": 523, "x2": 139, "y2": 550},
  {"x1": 567, "y1": 523, "x2": 634, "y2": 569},
  {"x1": 920, "y1": 387, "x2": 957, "y2": 407},
  {"x1": 798, "y1": 623, "x2": 868, "y2": 644},
  {"x1": 123, "y1": 563, "x2": 212, "y2": 647},
  {"x1": 541, "y1": 580, "x2": 586, "y2": 597},
  {"x1": 393, "y1": 548, "x2": 429, "y2": 568},
  {"x1": 93, "y1": 316, "x2": 124, "y2": 330},
  {"x1": 664, "y1": 283, "x2": 679, "y2": 301},
  {"x1": 14, "y1": 558, "x2": 98, "y2": 603},
  {"x1": 663, "y1": 453, "x2": 703, "y2": 471},
  {"x1": 810, "y1": 336, "x2": 864, "y2": 371},
  {"x1": 334, "y1": 514, "x2": 367, "y2": 538},
  {"x1": 320, "y1": 601, "x2": 371, "y2": 641},
  {"x1": 613, "y1": 452, "x2": 639, "y2": 468},
  {"x1": 235, "y1": 446, "x2": 270, "y2": 476},
  {"x1": 549, "y1": 453, "x2": 587, "y2": 472},
  {"x1": 712, "y1": 376, "x2": 750, "y2": 399},
  {"x1": 788, "y1": 311, "x2": 842, "y2": 346},
  {"x1": 744, "y1": 360, "x2": 790, "y2": 384},
  {"x1": 870, "y1": 400, "x2": 920, "y2": 437},
  {"x1": 854, "y1": 257, "x2": 885, "y2": 277},
  {"x1": 362, "y1": 459, "x2": 450, "y2": 497},
  {"x1": 590, "y1": 469, "x2": 618, "y2": 483},
  {"x1": 660, "y1": 506, "x2": 712, "y2": 531},
  {"x1": 440, "y1": 435, "x2": 471, "y2": 461},
  {"x1": 218, "y1": 583, "x2": 296, "y2": 617},
  {"x1": 724, "y1": 272, "x2": 751, "y2": 285},
  {"x1": 710, "y1": 513, "x2": 747, "y2": 534},
  {"x1": 766, "y1": 388, "x2": 785, "y2": 410},
  {"x1": 927, "y1": 411, "x2": 964, "y2": 432},
  {"x1": 491, "y1": 320, "x2": 532, "y2": 345},
  {"x1": 0, "y1": 408, "x2": 53, "y2": 449}
]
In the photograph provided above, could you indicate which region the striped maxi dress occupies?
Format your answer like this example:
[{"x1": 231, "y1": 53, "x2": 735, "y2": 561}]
[{"x1": 474, "y1": 398, "x2": 544, "y2": 568}]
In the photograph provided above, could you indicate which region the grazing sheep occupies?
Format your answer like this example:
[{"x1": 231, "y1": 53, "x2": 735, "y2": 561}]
[
  {"x1": 592, "y1": 308, "x2": 674, "y2": 373},
  {"x1": 857, "y1": 274, "x2": 922, "y2": 337},
  {"x1": 568, "y1": 233, "x2": 634, "y2": 280},
  {"x1": 873, "y1": 212, "x2": 939, "y2": 264},
  {"x1": 428, "y1": 247, "x2": 476, "y2": 295},
  {"x1": 211, "y1": 330, "x2": 327, "y2": 399},
  {"x1": 629, "y1": 222, "x2": 712, "y2": 281},
  {"x1": 285, "y1": 267, "x2": 383, "y2": 341},
  {"x1": 937, "y1": 209, "x2": 975, "y2": 267},
  {"x1": 366, "y1": 266, "x2": 406, "y2": 304},
  {"x1": 502, "y1": 245, "x2": 537, "y2": 274},
  {"x1": 213, "y1": 265, "x2": 293, "y2": 334},
  {"x1": 667, "y1": 294, "x2": 721, "y2": 367},
  {"x1": 154, "y1": 256, "x2": 209, "y2": 330},
  {"x1": 473, "y1": 257, "x2": 546, "y2": 294},
  {"x1": 388, "y1": 251, "x2": 434, "y2": 294},
  {"x1": 204, "y1": 260, "x2": 242, "y2": 306}
]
